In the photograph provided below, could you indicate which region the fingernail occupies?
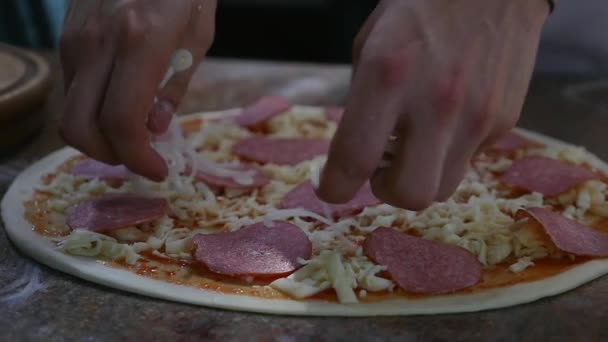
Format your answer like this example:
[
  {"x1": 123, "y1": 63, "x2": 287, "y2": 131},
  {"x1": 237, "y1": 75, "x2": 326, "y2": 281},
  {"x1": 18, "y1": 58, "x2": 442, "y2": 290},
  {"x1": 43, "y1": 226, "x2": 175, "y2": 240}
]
[{"x1": 148, "y1": 98, "x2": 175, "y2": 134}]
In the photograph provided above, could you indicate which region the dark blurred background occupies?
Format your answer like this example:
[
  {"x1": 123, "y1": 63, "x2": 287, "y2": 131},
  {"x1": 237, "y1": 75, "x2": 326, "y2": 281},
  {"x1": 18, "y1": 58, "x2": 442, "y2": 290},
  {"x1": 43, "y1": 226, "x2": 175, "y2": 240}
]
[
  {"x1": 0, "y1": 0, "x2": 376, "y2": 63},
  {"x1": 0, "y1": 0, "x2": 606, "y2": 74}
]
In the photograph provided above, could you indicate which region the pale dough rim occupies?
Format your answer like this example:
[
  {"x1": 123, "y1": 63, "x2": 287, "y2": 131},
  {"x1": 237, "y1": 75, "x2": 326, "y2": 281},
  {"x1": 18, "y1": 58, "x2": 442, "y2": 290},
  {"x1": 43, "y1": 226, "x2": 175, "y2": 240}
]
[{"x1": 3, "y1": 106, "x2": 608, "y2": 316}]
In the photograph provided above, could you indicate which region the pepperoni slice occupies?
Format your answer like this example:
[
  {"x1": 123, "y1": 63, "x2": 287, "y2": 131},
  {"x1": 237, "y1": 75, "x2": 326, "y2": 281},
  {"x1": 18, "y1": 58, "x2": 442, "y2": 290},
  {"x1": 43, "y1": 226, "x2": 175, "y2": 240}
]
[
  {"x1": 501, "y1": 156, "x2": 597, "y2": 196},
  {"x1": 325, "y1": 106, "x2": 344, "y2": 122},
  {"x1": 363, "y1": 227, "x2": 482, "y2": 294},
  {"x1": 279, "y1": 181, "x2": 380, "y2": 219},
  {"x1": 66, "y1": 194, "x2": 169, "y2": 232},
  {"x1": 491, "y1": 132, "x2": 540, "y2": 152},
  {"x1": 233, "y1": 136, "x2": 330, "y2": 165},
  {"x1": 70, "y1": 159, "x2": 132, "y2": 181},
  {"x1": 235, "y1": 96, "x2": 291, "y2": 128},
  {"x1": 195, "y1": 164, "x2": 270, "y2": 190},
  {"x1": 192, "y1": 221, "x2": 312, "y2": 277},
  {"x1": 524, "y1": 207, "x2": 608, "y2": 256}
]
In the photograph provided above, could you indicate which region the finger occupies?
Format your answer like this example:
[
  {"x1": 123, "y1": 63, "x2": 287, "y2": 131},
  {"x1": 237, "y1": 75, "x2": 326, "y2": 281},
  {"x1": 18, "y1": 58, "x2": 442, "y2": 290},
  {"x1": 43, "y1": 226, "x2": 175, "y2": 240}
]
[
  {"x1": 59, "y1": 50, "x2": 76, "y2": 94},
  {"x1": 156, "y1": 13, "x2": 215, "y2": 104},
  {"x1": 61, "y1": 72, "x2": 119, "y2": 164},
  {"x1": 60, "y1": 0, "x2": 105, "y2": 93},
  {"x1": 437, "y1": 122, "x2": 486, "y2": 201},
  {"x1": 438, "y1": 127, "x2": 485, "y2": 202},
  {"x1": 150, "y1": 0, "x2": 216, "y2": 133},
  {"x1": 351, "y1": 2, "x2": 386, "y2": 76},
  {"x1": 372, "y1": 59, "x2": 467, "y2": 208},
  {"x1": 60, "y1": 17, "x2": 118, "y2": 164},
  {"x1": 475, "y1": 70, "x2": 520, "y2": 155},
  {"x1": 475, "y1": 93, "x2": 523, "y2": 153},
  {"x1": 433, "y1": 60, "x2": 480, "y2": 200},
  {"x1": 318, "y1": 48, "x2": 411, "y2": 203},
  {"x1": 59, "y1": 29, "x2": 76, "y2": 93},
  {"x1": 98, "y1": 7, "x2": 190, "y2": 181},
  {"x1": 474, "y1": 19, "x2": 522, "y2": 156},
  {"x1": 475, "y1": 65, "x2": 531, "y2": 155},
  {"x1": 371, "y1": 114, "x2": 453, "y2": 210}
]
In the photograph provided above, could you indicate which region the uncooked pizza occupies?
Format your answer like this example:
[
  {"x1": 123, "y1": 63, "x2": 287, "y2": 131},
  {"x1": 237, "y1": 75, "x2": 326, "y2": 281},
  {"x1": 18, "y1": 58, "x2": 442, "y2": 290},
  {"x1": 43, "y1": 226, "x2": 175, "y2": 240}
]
[{"x1": 4, "y1": 96, "x2": 608, "y2": 316}]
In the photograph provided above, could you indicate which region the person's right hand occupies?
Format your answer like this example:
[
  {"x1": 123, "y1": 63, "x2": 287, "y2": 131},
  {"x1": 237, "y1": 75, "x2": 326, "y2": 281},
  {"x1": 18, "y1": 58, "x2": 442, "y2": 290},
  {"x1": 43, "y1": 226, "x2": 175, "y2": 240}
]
[{"x1": 60, "y1": 0, "x2": 216, "y2": 181}]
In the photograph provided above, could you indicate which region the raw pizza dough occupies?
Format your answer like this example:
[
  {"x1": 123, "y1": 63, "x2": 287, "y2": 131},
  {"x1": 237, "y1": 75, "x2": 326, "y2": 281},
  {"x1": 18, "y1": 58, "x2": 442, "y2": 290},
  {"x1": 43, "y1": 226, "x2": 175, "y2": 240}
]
[{"x1": 3, "y1": 108, "x2": 608, "y2": 316}]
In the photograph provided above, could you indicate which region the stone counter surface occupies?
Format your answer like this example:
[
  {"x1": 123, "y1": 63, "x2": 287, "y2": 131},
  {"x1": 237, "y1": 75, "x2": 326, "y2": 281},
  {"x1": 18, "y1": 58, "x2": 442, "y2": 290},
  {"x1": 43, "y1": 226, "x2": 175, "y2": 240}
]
[{"x1": 1, "y1": 57, "x2": 608, "y2": 341}]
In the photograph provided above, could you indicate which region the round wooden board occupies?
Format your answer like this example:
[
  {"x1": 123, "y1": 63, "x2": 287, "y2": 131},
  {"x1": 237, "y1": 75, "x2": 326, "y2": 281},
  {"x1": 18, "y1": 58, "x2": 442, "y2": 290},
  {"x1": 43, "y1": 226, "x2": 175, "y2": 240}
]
[{"x1": 0, "y1": 44, "x2": 52, "y2": 151}]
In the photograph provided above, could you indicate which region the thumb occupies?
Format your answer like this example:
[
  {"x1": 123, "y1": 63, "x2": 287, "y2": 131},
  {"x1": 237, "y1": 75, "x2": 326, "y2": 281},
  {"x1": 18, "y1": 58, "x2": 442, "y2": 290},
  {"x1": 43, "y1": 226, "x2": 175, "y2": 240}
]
[{"x1": 147, "y1": 0, "x2": 216, "y2": 134}]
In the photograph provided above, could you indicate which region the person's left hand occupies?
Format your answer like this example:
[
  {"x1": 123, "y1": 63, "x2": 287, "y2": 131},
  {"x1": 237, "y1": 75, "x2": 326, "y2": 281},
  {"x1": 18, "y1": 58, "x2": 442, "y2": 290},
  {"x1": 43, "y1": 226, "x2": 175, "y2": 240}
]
[{"x1": 318, "y1": 0, "x2": 549, "y2": 209}]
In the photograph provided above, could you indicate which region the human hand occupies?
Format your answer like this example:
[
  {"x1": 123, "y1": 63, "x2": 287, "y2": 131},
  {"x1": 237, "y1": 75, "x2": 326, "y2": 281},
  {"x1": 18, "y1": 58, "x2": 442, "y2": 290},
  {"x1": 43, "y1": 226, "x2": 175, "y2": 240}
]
[
  {"x1": 59, "y1": 0, "x2": 216, "y2": 181},
  {"x1": 318, "y1": 0, "x2": 550, "y2": 209}
]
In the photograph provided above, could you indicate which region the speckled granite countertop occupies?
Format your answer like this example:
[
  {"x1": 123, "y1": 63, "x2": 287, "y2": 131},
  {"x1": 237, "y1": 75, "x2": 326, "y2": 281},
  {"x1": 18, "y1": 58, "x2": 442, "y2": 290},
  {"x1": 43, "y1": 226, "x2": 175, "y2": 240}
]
[{"x1": 1, "y1": 56, "x2": 608, "y2": 341}]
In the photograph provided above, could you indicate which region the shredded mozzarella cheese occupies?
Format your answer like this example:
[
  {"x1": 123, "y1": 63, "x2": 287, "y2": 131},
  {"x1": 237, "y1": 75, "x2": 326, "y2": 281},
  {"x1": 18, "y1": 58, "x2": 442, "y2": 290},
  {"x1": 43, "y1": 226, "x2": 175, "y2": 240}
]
[
  {"x1": 509, "y1": 257, "x2": 535, "y2": 273},
  {"x1": 271, "y1": 252, "x2": 393, "y2": 303},
  {"x1": 42, "y1": 106, "x2": 608, "y2": 302},
  {"x1": 60, "y1": 230, "x2": 140, "y2": 265}
]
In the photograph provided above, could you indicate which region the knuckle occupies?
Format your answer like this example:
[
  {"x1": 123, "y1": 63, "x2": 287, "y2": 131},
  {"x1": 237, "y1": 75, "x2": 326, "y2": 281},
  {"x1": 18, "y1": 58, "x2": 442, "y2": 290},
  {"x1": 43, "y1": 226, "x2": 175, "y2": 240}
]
[
  {"x1": 360, "y1": 48, "x2": 409, "y2": 89},
  {"x1": 433, "y1": 86, "x2": 460, "y2": 113},
  {"x1": 118, "y1": 9, "x2": 147, "y2": 46},
  {"x1": 430, "y1": 62, "x2": 469, "y2": 128},
  {"x1": 432, "y1": 72, "x2": 465, "y2": 120}
]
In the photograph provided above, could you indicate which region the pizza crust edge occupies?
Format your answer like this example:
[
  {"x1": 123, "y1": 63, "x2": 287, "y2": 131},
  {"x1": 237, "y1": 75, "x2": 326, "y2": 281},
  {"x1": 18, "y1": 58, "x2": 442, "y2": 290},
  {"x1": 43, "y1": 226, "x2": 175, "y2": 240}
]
[{"x1": 3, "y1": 108, "x2": 608, "y2": 316}]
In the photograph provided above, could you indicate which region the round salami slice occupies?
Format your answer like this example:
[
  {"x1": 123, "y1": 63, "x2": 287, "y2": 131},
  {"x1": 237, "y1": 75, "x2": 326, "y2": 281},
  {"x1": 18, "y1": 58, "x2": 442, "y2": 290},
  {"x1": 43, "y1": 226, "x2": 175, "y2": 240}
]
[
  {"x1": 279, "y1": 181, "x2": 380, "y2": 219},
  {"x1": 235, "y1": 96, "x2": 291, "y2": 128},
  {"x1": 501, "y1": 156, "x2": 597, "y2": 196},
  {"x1": 70, "y1": 159, "x2": 132, "y2": 181},
  {"x1": 192, "y1": 221, "x2": 312, "y2": 277},
  {"x1": 67, "y1": 194, "x2": 169, "y2": 232},
  {"x1": 363, "y1": 227, "x2": 482, "y2": 294},
  {"x1": 195, "y1": 164, "x2": 270, "y2": 190},
  {"x1": 524, "y1": 207, "x2": 608, "y2": 256},
  {"x1": 325, "y1": 106, "x2": 344, "y2": 122},
  {"x1": 233, "y1": 136, "x2": 330, "y2": 166},
  {"x1": 491, "y1": 132, "x2": 541, "y2": 152}
]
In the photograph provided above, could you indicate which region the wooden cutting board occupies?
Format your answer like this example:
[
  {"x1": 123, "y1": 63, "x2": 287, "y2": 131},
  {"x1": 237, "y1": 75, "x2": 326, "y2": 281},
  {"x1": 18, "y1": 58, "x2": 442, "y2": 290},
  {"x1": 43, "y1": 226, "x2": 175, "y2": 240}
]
[{"x1": 0, "y1": 44, "x2": 51, "y2": 152}]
